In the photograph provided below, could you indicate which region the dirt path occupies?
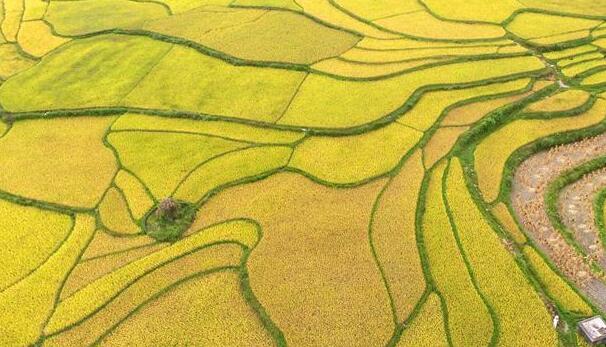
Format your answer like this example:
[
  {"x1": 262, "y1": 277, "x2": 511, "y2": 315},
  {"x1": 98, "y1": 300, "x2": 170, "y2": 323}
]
[{"x1": 511, "y1": 134, "x2": 606, "y2": 310}]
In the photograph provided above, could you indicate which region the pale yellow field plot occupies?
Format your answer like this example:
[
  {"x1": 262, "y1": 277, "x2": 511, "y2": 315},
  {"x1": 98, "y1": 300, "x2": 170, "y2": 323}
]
[
  {"x1": 422, "y1": 0, "x2": 522, "y2": 23},
  {"x1": 289, "y1": 122, "x2": 421, "y2": 184},
  {"x1": 374, "y1": 11, "x2": 505, "y2": 40},
  {"x1": 0, "y1": 200, "x2": 72, "y2": 290},
  {"x1": 17, "y1": 21, "x2": 71, "y2": 57},
  {"x1": 524, "y1": 89, "x2": 591, "y2": 113},
  {"x1": 0, "y1": 117, "x2": 117, "y2": 208},
  {"x1": 507, "y1": 12, "x2": 601, "y2": 40},
  {"x1": 371, "y1": 150, "x2": 426, "y2": 322}
]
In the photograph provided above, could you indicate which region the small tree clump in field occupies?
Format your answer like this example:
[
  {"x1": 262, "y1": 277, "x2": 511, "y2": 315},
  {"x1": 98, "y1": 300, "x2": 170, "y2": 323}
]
[
  {"x1": 156, "y1": 197, "x2": 179, "y2": 221},
  {"x1": 146, "y1": 198, "x2": 196, "y2": 243}
]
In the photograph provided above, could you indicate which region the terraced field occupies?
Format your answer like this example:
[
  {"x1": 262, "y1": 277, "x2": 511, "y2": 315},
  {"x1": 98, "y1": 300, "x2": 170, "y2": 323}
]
[{"x1": 1, "y1": 0, "x2": 606, "y2": 346}]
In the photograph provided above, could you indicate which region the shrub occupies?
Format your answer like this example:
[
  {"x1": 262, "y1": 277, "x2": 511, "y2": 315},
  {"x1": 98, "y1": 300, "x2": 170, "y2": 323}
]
[{"x1": 145, "y1": 199, "x2": 196, "y2": 242}]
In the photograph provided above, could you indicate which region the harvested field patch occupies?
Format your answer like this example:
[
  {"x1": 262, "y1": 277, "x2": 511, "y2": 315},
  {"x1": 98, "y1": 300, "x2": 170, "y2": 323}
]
[{"x1": 511, "y1": 133, "x2": 606, "y2": 310}]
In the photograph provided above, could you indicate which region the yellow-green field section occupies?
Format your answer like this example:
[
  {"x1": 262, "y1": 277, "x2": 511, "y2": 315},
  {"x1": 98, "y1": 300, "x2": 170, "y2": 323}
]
[{"x1": 0, "y1": 0, "x2": 605, "y2": 346}]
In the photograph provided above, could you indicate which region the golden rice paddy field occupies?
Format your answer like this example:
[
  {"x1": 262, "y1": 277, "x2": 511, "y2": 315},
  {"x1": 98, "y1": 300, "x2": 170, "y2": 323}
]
[{"x1": 1, "y1": 0, "x2": 606, "y2": 346}]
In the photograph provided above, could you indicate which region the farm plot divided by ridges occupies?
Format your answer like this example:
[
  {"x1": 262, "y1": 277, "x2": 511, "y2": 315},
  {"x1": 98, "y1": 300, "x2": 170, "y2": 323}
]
[{"x1": 1, "y1": 0, "x2": 606, "y2": 345}]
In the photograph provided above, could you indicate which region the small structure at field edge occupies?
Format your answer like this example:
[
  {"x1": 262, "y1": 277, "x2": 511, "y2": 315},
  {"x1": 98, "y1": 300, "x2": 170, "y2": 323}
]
[{"x1": 578, "y1": 316, "x2": 606, "y2": 345}]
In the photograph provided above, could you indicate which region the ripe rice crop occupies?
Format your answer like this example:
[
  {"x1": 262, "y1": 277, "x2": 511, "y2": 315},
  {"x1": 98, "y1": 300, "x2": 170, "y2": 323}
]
[
  {"x1": 1, "y1": 2, "x2": 604, "y2": 344},
  {"x1": 446, "y1": 159, "x2": 557, "y2": 346},
  {"x1": 422, "y1": 162, "x2": 493, "y2": 347}
]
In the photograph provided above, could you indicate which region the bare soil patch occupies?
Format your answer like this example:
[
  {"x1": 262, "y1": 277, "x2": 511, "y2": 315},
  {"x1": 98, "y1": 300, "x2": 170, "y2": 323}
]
[{"x1": 511, "y1": 134, "x2": 606, "y2": 309}]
